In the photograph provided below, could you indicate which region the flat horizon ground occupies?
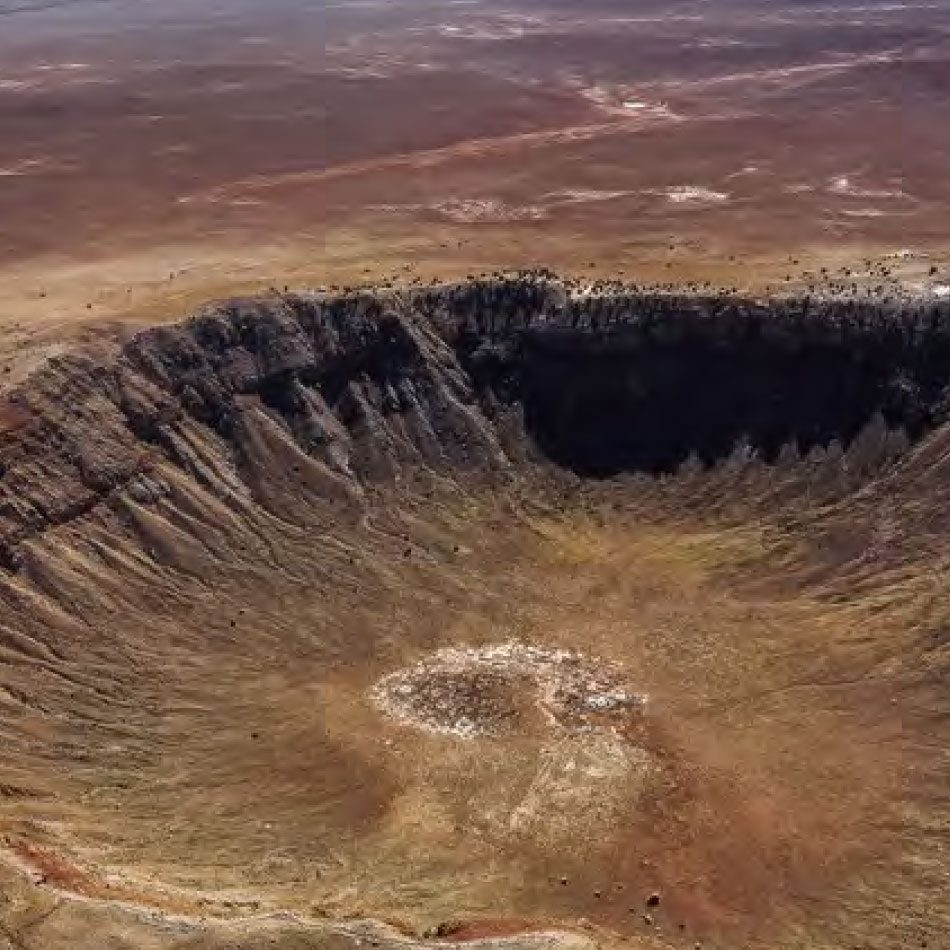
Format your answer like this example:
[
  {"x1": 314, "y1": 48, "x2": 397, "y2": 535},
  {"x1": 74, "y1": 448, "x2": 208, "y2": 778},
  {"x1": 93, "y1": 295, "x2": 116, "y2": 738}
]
[
  {"x1": 0, "y1": 0, "x2": 949, "y2": 376},
  {"x1": 1, "y1": 2, "x2": 950, "y2": 950}
]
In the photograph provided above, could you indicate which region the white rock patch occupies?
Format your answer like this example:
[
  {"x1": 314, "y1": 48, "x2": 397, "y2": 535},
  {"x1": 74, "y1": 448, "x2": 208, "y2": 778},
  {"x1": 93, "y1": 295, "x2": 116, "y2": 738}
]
[{"x1": 371, "y1": 641, "x2": 647, "y2": 739}]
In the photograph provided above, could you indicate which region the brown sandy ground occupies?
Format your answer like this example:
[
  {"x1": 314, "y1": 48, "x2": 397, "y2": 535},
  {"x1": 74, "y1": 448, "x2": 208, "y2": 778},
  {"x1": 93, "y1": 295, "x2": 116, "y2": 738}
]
[{"x1": 0, "y1": 410, "x2": 948, "y2": 948}]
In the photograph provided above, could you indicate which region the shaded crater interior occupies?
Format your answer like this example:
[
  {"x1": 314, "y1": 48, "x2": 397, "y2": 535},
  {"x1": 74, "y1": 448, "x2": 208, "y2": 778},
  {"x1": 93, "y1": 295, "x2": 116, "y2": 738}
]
[
  {"x1": 100, "y1": 278, "x2": 950, "y2": 491},
  {"x1": 441, "y1": 282, "x2": 950, "y2": 475}
]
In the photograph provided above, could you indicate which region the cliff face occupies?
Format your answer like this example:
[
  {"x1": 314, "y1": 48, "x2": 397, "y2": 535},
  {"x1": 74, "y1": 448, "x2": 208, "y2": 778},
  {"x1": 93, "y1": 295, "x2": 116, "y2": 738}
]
[
  {"x1": 429, "y1": 282, "x2": 950, "y2": 474},
  {"x1": 2, "y1": 279, "x2": 950, "y2": 568},
  {"x1": 0, "y1": 293, "x2": 505, "y2": 570}
]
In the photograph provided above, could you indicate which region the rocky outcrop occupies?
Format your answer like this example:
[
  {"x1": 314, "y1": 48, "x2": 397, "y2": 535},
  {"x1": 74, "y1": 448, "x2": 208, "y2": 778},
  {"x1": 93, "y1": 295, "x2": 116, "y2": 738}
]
[
  {"x1": 0, "y1": 293, "x2": 508, "y2": 570},
  {"x1": 2, "y1": 279, "x2": 950, "y2": 569},
  {"x1": 419, "y1": 280, "x2": 950, "y2": 474}
]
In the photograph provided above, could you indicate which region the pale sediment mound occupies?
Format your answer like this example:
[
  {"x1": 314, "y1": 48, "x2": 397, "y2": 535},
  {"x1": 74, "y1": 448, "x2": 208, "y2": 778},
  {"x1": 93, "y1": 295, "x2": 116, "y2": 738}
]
[{"x1": 372, "y1": 641, "x2": 647, "y2": 738}]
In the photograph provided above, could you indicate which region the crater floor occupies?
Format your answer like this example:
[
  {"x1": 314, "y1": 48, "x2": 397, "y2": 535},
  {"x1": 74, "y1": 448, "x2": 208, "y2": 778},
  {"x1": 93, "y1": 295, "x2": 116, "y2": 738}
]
[{"x1": 0, "y1": 281, "x2": 947, "y2": 949}]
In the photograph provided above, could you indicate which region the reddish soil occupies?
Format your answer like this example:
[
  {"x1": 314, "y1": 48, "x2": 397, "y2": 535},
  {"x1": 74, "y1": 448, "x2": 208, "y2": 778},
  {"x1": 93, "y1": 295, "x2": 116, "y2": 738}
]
[{"x1": 0, "y1": 0, "x2": 948, "y2": 374}]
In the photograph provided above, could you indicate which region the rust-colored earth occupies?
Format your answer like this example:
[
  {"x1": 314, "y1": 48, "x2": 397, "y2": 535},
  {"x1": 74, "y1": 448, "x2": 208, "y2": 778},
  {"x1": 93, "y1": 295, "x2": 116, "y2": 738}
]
[{"x1": 1, "y1": 0, "x2": 949, "y2": 380}]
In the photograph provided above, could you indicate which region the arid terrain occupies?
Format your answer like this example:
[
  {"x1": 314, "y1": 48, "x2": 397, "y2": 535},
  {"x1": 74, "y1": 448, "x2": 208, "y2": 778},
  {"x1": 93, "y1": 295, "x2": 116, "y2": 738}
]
[
  {"x1": 1, "y1": 1, "x2": 950, "y2": 949},
  {"x1": 1, "y1": 0, "x2": 950, "y2": 377},
  {"x1": 1, "y1": 279, "x2": 949, "y2": 950}
]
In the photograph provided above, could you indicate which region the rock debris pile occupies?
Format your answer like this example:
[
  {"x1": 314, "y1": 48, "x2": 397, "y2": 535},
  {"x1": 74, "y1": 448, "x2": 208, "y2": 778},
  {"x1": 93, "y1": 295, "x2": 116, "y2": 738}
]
[{"x1": 371, "y1": 641, "x2": 647, "y2": 739}]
